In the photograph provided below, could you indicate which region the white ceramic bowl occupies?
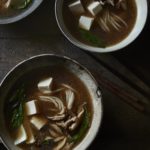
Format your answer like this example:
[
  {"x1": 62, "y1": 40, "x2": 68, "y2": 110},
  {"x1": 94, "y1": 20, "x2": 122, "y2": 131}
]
[
  {"x1": 0, "y1": 54, "x2": 103, "y2": 150},
  {"x1": 55, "y1": 0, "x2": 148, "y2": 53},
  {"x1": 0, "y1": 0, "x2": 43, "y2": 24}
]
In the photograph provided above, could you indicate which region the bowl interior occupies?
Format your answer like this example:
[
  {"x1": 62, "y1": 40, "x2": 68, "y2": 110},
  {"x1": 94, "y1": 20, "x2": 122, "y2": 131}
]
[
  {"x1": 0, "y1": 0, "x2": 43, "y2": 24},
  {"x1": 0, "y1": 54, "x2": 102, "y2": 150},
  {"x1": 55, "y1": 0, "x2": 148, "y2": 52}
]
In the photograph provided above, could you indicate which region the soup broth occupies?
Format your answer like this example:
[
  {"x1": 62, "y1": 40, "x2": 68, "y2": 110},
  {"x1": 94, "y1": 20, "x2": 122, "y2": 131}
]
[
  {"x1": 0, "y1": 0, "x2": 33, "y2": 17},
  {"x1": 5, "y1": 66, "x2": 93, "y2": 150},
  {"x1": 63, "y1": 0, "x2": 137, "y2": 47}
]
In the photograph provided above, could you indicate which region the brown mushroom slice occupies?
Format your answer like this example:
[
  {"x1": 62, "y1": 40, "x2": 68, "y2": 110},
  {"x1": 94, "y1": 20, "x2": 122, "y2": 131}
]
[
  {"x1": 106, "y1": 0, "x2": 115, "y2": 6},
  {"x1": 61, "y1": 84, "x2": 76, "y2": 92},
  {"x1": 112, "y1": 13, "x2": 128, "y2": 27},
  {"x1": 63, "y1": 142, "x2": 74, "y2": 150},
  {"x1": 116, "y1": 0, "x2": 127, "y2": 10},
  {"x1": 54, "y1": 136, "x2": 65, "y2": 142},
  {"x1": 65, "y1": 90, "x2": 75, "y2": 110},
  {"x1": 64, "y1": 116, "x2": 77, "y2": 128},
  {"x1": 69, "y1": 121, "x2": 79, "y2": 131},
  {"x1": 44, "y1": 136, "x2": 53, "y2": 141},
  {"x1": 50, "y1": 88, "x2": 64, "y2": 94},
  {"x1": 0, "y1": 0, "x2": 11, "y2": 9},
  {"x1": 77, "y1": 107, "x2": 84, "y2": 119},
  {"x1": 69, "y1": 104, "x2": 85, "y2": 131},
  {"x1": 39, "y1": 96, "x2": 65, "y2": 115},
  {"x1": 53, "y1": 137, "x2": 67, "y2": 150},
  {"x1": 49, "y1": 129, "x2": 60, "y2": 138},
  {"x1": 47, "y1": 114, "x2": 65, "y2": 121},
  {"x1": 50, "y1": 124, "x2": 63, "y2": 135},
  {"x1": 50, "y1": 96, "x2": 65, "y2": 115},
  {"x1": 56, "y1": 121, "x2": 66, "y2": 128},
  {"x1": 39, "y1": 96, "x2": 59, "y2": 108}
]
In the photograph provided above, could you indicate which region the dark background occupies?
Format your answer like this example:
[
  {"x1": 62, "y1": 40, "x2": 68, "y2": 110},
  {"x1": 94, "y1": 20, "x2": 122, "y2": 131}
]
[{"x1": 0, "y1": 0, "x2": 150, "y2": 150}]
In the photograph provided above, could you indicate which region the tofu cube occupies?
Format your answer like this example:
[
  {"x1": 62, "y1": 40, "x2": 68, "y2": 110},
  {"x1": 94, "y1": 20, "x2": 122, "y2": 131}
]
[
  {"x1": 30, "y1": 116, "x2": 48, "y2": 130},
  {"x1": 68, "y1": 0, "x2": 84, "y2": 14},
  {"x1": 79, "y1": 16, "x2": 94, "y2": 30},
  {"x1": 23, "y1": 117, "x2": 35, "y2": 144},
  {"x1": 14, "y1": 125, "x2": 27, "y2": 145},
  {"x1": 38, "y1": 77, "x2": 53, "y2": 94},
  {"x1": 26, "y1": 128, "x2": 35, "y2": 144},
  {"x1": 0, "y1": 0, "x2": 11, "y2": 9},
  {"x1": 25, "y1": 100, "x2": 39, "y2": 116},
  {"x1": 87, "y1": 2, "x2": 102, "y2": 16}
]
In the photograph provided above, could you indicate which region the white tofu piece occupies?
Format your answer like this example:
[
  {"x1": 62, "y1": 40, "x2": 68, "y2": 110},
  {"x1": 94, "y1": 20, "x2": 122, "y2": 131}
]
[
  {"x1": 30, "y1": 116, "x2": 48, "y2": 130},
  {"x1": 87, "y1": 2, "x2": 102, "y2": 16},
  {"x1": 4, "y1": 0, "x2": 11, "y2": 8},
  {"x1": 68, "y1": 0, "x2": 84, "y2": 14},
  {"x1": 79, "y1": 16, "x2": 94, "y2": 31},
  {"x1": 25, "y1": 100, "x2": 39, "y2": 116},
  {"x1": 23, "y1": 116, "x2": 35, "y2": 144},
  {"x1": 0, "y1": 0, "x2": 11, "y2": 8},
  {"x1": 14, "y1": 125, "x2": 27, "y2": 145},
  {"x1": 26, "y1": 128, "x2": 35, "y2": 144},
  {"x1": 38, "y1": 77, "x2": 53, "y2": 94}
]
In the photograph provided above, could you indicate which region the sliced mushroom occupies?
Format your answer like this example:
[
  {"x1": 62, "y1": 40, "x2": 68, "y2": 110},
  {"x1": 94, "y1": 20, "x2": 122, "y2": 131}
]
[
  {"x1": 106, "y1": 0, "x2": 115, "y2": 6},
  {"x1": 69, "y1": 121, "x2": 79, "y2": 131},
  {"x1": 44, "y1": 136, "x2": 53, "y2": 141},
  {"x1": 47, "y1": 114, "x2": 65, "y2": 121},
  {"x1": 49, "y1": 129, "x2": 60, "y2": 138},
  {"x1": 39, "y1": 96, "x2": 59, "y2": 108},
  {"x1": 50, "y1": 88, "x2": 64, "y2": 94},
  {"x1": 56, "y1": 121, "x2": 66, "y2": 128},
  {"x1": 116, "y1": 0, "x2": 127, "y2": 10},
  {"x1": 50, "y1": 124, "x2": 63, "y2": 135},
  {"x1": 65, "y1": 90, "x2": 75, "y2": 110},
  {"x1": 63, "y1": 142, "x2": 74, "y2": 150},
  {"x1": 112, "y1": 13, "x2": 128, "y2": 27},
  {"x1": 39, "y1": 96, "x2": 65, "y2": 116},
  {"x1": 61, "y1": 84, "x2": 76, "y2": 92},
  {"x1": 0, "y1": 0, "x2": 11, "y2": 9},
  {"x1": 53, "y1": 137, "x2": 67, "y2": 150},
  {"x1": 77, "y1": 106, "x2": 84, "y2": 119},
  {"x1": 54, "y1": 136, "x2": 65, "y2": 143},
  {"x1": 98, "y1": 17, "x2": 110, "y2": 32},
  {"x1": 69, "y1": 104, "x2": 85, "y2": 131},
  {"x1": 56, "y1": 116, "x2": 77, "y2": 129},
  {"x1": 64, "y1": 116, "x2": 77, "y2": 128}
]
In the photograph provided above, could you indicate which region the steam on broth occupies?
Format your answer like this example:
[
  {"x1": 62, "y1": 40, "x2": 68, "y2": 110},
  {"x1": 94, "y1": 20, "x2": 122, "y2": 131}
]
[
  {"x1": 0, "y1": 0, "x2": 33, "y2": 17},
  {"x1": 5, "y1": 66, "x2": 92, "y2": 150},
  {"x1": 63, "y1": 0, "x2": 137, "y2": 47}
]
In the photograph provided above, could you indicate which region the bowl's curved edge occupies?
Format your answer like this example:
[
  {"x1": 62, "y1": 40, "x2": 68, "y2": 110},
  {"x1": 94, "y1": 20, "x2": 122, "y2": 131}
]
[
  {"x1": 55, "y1": 0, "x2": 148, "y2": 53},
  {"x1": 0, "y1": 0, "x2": 43, "y2": 24},
  {"x1": 0, "y1": 54, "x2": 103, "y2": 150}
]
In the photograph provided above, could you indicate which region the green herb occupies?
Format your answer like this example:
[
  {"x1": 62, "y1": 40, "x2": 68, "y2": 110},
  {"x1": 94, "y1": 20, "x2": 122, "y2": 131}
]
[
  {"x1": 42, "y1": 140, "x2": 51, "y2": 145},
  {"x1": 11, "y1": 102, "x2": 24, "y2": 129},
  {"x1": 10, "y1": 85, "x2": 26, "y2": 129},
  {"x1": 70, "y1": 106, "x2": 90, "y2": 143},
  {"x1": 11, "y1": 0, "x2": 33, "y2": 10},
  {"x1": 79, "y1": 29, "x2": 106, "y2": 48}
]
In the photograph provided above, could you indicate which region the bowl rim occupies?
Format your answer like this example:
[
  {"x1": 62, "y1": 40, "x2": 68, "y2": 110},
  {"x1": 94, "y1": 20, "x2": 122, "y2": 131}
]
[
  {"x1": 0, "y1": 0, "x2": 43, "y2": 24},
  {"x1": 55, "y1": 0, "x2": 148, "y2": 53},
  {"x1": 0, "y1": 54, "x2": 103, "y2": 150}
]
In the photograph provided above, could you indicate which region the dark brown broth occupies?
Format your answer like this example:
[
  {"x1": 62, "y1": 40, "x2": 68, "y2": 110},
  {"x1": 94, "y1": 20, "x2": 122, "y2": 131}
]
[
  {"x1": 63, "y1": 0, "x2": 137, "y2": 47},
  {"x1": 5, "y1": 66, "x2": 93, "y2": 150},
  {"x1": 0, "y1": 0, "x2": 32, "y2": 18}
]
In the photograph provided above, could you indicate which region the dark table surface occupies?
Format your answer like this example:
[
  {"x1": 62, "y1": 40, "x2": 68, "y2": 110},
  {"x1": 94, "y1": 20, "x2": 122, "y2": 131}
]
[{"x1": 0, "y1": 0, "x2": 150, "y2": 150}]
